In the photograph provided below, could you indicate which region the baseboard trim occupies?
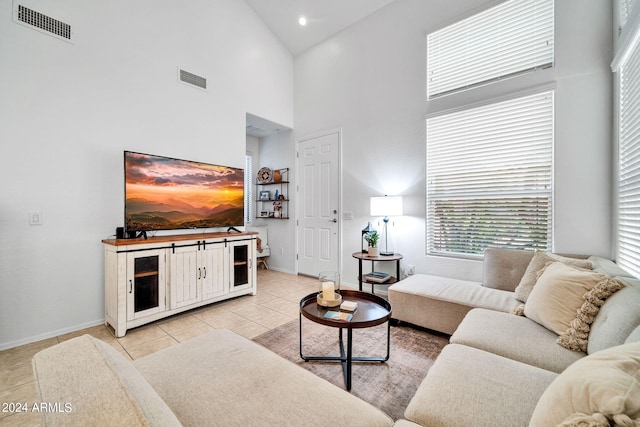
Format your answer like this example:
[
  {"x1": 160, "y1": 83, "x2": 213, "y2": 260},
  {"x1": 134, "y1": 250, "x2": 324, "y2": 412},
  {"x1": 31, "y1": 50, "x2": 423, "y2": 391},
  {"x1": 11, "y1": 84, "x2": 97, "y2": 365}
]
[{"x1": 0, "y1": 318, "x2": 105, "y2": 351}]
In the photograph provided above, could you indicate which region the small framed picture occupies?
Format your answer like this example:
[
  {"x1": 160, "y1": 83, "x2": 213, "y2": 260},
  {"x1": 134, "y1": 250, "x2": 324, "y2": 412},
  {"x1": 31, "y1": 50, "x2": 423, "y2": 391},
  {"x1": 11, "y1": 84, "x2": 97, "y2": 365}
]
[
  {"x1": 268, "y1": 212, "x2": 275, "y2": 218},
  {"x1": 259, "y1": 190, "x2": 271, "y2": 201},
  {"x1": 260, "y1": 211, "x2": 269, "y2": 217}
]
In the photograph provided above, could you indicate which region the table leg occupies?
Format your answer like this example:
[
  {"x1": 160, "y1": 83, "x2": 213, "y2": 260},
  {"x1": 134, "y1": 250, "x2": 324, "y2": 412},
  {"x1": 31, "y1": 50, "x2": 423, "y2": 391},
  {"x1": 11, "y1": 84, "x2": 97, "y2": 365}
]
[
  {"x1": 299, "y1": 317, "x2": 391, "y2": 390},
  {"x1": 358, "y1": 259, "x2": 363, "y2": 291},
  {"x1": 346, "y1": 328, "x2": 353, "y2": 390}
]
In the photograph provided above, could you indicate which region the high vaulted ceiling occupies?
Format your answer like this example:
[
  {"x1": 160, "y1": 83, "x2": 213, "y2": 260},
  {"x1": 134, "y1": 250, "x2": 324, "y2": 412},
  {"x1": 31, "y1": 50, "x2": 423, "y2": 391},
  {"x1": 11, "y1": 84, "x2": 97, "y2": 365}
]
[{"x1": 244, "y1": 0, "x2": 396, "y2": 56}]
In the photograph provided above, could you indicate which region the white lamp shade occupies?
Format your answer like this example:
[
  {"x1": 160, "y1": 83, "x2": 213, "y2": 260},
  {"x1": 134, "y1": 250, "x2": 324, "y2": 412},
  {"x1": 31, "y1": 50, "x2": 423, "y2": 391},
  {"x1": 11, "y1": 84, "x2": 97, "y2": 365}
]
[{"x1": 370, "y1": 196, "x2": 403, "y2": 217}]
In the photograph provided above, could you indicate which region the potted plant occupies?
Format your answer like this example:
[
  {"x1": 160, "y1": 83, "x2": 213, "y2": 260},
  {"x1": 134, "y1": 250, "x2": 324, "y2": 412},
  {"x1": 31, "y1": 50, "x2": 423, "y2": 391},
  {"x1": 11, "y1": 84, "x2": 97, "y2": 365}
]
[{"x1": 364, "y1": 231, "x2": 380, "y2": 257}]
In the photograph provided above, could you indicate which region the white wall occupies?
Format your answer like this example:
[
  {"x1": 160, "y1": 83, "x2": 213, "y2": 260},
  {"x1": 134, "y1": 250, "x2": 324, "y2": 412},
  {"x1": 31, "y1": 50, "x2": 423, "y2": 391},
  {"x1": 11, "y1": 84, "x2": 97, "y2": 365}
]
[
  {"x1": 0, "y1": 0, "x2": 293, "y2": 349},
  {"x1": 251, "y1": 131, "x2": 297, "y2": 274},
  {"x1": 294, "y1": 0, "x2": 613, "y2": 286}
]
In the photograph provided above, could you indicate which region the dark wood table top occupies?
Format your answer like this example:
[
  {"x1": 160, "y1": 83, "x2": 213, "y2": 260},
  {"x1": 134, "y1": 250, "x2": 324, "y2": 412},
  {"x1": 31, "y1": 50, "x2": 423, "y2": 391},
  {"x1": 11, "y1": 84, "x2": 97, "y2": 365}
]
[{"x1": 300, "y1": 289, "x2": 392, "y2": 328}]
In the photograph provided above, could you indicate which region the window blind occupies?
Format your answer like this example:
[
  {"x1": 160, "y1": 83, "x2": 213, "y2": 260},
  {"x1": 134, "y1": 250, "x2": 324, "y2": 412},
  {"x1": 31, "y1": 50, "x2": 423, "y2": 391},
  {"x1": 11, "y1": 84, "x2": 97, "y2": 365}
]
[
  {"x1": 618, "y1": 30, "x2": 640, "y2": 277},
  {"x1": 427, "y1": 0, "x2": 554, "y2": 99},
  {"x1": 426, "y1": 91, "x2": 554, "y2": 257}
]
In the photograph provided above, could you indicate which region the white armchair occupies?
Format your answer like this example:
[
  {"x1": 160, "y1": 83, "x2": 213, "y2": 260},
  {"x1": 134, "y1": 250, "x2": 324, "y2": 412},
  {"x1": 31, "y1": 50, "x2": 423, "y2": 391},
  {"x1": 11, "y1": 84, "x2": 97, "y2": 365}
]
[{"x1": 247, "y1": 226, "x2": 270, "y2": 269}]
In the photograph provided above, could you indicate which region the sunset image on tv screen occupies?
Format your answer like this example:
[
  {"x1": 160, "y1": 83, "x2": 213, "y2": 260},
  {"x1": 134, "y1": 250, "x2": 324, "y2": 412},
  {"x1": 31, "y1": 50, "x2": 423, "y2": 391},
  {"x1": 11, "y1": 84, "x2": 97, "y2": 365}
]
[{"x1": 125, "y1": 152, "x2": 244, "y2": 231}]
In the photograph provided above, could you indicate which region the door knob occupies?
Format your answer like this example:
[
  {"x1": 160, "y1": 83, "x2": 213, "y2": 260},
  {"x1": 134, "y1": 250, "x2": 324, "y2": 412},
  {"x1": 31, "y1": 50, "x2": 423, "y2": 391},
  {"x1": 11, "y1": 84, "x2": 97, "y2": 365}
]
[{"x1": 330, "y1": 218, "x2": 337, "y2": 223}]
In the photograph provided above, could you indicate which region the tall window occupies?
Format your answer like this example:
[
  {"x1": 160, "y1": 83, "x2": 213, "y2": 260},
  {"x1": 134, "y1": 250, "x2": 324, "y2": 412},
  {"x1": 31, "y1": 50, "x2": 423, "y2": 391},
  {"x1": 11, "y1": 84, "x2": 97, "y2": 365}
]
[
  {"x1": 427, "y1": 0, "x2": 554, "y2": 98},
  {"x1": 614, "y1": 0, "x2": 640, "y2": 276},
  {"x1": 426, "y1": 91, "x2": 554, "y2": 257},
  {"x1": 244, "y1": 153, "x2": 253, "y2": 223}
]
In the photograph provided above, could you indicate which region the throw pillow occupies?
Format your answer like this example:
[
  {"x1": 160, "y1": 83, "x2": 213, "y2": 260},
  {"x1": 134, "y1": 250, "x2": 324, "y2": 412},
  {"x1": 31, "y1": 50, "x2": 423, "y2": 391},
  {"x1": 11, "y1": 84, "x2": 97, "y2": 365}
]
[
  {"x1": 514, "y1": 251, "x2": 593, "y2": 303},
  {"x1": 557, "y1": 277, "x2": 625, "y2": 352},
  {"x1": 529, "y1": 341, "x2": 640, "y2": 427},
  {"x1": 524, "y1": 262, "x2": 604, "y2": 336}
]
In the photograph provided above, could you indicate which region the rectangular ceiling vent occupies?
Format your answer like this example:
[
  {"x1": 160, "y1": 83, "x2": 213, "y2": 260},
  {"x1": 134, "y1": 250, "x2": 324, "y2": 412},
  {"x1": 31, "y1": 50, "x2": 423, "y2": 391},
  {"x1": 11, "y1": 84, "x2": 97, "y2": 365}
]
[
  {"x1": 179, "y1": 69, "x2": 207, "y2": 90},
  {"x1": 14, "y1": 4, "x2": 73, "y2": 42}
]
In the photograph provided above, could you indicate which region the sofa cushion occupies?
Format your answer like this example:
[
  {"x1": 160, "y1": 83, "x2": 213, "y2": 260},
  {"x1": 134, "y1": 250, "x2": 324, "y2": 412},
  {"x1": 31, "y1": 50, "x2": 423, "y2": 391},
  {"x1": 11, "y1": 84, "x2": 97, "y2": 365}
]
[
  {"x1": 524, "y1": 262, "x2": 610, "y2": 337},
  {"x1": 589, "y1": 277, "x2": 640, "y2": 353},
  {"x1": 626, "y1": 325, "x2": 640, "y2": 344},
  {"x1": 482, "y1": 247, "x2": 534, "y2": 291},
  {"x1": 388, "y1": 274, "x2": 520, "y2": 334},
  {"x1": 529, "y1": 341, "x2": 640, "y2": 427},
  {"x1": 588, "y1": 255, "x2": 633, "y2": 277},
  {"x1": 135, "y1": 329, "x2": 393, "y2": 427},
  {"x1": 514, "y1": 251, "x2": 593, "y2": 303},
  {"x1": 405, "y1": 344, "x2": 557, "y2": 427},
  {"x1": 450, "y1": 309, "x2": 584, "y2": 373},
  {"x1": 32, "y1": 335, "x2": 181, "y2": 427}
]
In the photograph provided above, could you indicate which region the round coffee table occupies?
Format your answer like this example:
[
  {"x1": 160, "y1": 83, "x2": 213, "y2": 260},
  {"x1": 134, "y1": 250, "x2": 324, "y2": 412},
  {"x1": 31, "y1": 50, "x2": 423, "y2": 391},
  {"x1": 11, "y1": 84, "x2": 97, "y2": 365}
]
[{"x1": 299, "y1": 289, "x2": 392, "y2": 390}]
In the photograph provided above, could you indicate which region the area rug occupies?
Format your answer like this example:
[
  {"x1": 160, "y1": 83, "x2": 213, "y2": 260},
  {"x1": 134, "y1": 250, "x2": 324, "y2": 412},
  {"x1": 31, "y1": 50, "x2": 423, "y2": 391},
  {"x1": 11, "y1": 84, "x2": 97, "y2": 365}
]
[{"x1": 253, "y1": 319, "x2": 449, "y2": 420}]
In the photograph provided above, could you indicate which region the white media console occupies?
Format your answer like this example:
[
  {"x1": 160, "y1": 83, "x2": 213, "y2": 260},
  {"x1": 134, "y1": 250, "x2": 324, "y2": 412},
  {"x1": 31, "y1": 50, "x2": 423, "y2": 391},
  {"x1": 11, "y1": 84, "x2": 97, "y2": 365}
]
[{"x1": 102, "y1": 231, "x2": 257, "y2": 337}]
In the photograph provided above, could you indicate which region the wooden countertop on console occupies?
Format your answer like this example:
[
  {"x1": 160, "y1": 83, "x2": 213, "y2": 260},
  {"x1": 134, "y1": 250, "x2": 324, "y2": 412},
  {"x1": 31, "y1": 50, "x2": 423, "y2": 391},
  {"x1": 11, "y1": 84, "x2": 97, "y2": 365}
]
[{"x1": 102, "y1": 231, "x2": 257, "y2": 246}]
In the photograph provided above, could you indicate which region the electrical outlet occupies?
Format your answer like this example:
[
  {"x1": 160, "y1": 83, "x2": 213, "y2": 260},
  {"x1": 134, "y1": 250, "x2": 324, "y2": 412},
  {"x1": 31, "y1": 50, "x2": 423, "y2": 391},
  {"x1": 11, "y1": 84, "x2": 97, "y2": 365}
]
[
  {"x1": 280, "y1": 248, "x2": 284, "y2": 255},
  {"x1": 407, "y1": 264, "x2": 415, "y2": 275}
]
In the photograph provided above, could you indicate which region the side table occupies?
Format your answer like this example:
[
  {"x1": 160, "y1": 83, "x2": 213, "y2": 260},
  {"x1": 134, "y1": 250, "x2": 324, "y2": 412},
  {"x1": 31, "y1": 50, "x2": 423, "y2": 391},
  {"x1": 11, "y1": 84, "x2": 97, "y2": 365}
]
[
  {"x1": 299, "y1": 290, "x2": 392, "y2": 391},
  {"x1": 352, "y1": 251, "x2": 403, "y2": 293}
]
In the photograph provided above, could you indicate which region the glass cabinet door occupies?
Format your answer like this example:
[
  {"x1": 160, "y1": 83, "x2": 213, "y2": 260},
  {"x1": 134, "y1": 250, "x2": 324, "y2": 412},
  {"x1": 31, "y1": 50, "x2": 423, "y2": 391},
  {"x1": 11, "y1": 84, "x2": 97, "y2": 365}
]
[
  {"x1": 229, "y1": 241, "x2": 253, "y2": 292},
  {"x1": 127, "y1": 250, "x2": 166, "y2": 320}
]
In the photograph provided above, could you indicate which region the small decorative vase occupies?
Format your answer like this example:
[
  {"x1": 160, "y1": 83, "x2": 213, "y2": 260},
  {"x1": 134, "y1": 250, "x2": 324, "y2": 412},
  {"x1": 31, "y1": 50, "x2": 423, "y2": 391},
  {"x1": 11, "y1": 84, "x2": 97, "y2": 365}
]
[
  {"x1": 368, "y1": 247, "x2": 379, "y2": 257},
  {"x1": 317, "y1": 271, "x2": 341, "y2": 307},
  {"x1": 273, "y1": 169, "x2": 282, "y2": 183}
]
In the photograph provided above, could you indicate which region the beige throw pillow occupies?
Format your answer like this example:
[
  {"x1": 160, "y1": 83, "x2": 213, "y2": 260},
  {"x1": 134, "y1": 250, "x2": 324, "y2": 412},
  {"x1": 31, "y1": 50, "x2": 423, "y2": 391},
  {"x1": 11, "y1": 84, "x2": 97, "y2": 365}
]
[
  {"x1": 529, "y1": 341, "x2": 640, "y2": 427},
  {"x1": 524, "y1": 262, "x2": 603, "y2": 336},
  {"x1": 514, "y1": 251, "x2": 593, "y2": 303},
  {"x1": 557, "y1": 277, "x2": 625, "y2": 352}
]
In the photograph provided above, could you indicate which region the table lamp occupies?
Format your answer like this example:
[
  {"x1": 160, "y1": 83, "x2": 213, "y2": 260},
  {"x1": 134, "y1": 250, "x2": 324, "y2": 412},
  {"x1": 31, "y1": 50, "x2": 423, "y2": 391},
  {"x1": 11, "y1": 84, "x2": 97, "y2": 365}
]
[{"x1": 370, "y1": 195, "x2": 403, "y2": 255}]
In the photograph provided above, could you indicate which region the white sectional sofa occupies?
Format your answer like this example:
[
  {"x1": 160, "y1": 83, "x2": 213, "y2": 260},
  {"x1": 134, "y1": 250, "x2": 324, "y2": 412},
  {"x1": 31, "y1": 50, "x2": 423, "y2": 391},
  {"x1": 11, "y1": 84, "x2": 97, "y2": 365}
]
[{"x1": 389, "y1": 248, "x2": 640, "y2": 426}]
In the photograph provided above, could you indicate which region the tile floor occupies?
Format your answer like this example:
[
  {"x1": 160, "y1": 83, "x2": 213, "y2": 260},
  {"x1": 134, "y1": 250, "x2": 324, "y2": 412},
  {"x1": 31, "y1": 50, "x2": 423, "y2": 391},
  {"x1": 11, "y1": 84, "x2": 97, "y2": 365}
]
[{"x1": 0, "y1": 269, "x2": 325, "y2": 426}]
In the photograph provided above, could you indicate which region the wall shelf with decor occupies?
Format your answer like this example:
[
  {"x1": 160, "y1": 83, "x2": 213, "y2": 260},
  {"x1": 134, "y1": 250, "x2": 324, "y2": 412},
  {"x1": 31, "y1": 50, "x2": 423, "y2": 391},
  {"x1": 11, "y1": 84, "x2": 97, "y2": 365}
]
[{"x1": 256, "y1": 167, "x2": 289, "y2": 219}]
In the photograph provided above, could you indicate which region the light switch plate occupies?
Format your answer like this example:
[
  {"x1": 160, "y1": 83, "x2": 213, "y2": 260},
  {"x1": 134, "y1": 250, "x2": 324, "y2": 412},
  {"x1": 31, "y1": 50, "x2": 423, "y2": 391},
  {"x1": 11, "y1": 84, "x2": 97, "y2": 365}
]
[{"x1": 29, "y1": 211, "x2": 43, "y2": 225}]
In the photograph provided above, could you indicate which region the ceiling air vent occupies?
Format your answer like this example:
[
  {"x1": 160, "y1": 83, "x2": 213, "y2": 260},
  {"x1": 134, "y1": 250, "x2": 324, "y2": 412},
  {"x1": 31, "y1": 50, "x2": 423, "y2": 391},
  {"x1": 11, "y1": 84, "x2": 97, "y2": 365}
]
[
  {"x1": 14, "y1": 4, "x2": 73, "y2": 42},
  {"x1": 179, "y1": 69, "x2": 207, "y2": 90}
]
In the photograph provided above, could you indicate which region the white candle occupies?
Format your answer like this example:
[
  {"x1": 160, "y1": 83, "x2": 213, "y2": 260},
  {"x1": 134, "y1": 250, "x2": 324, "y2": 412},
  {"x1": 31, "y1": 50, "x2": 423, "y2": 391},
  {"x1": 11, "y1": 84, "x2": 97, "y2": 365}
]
[{"x1": 322, "y1": 281, "x2": 335, "y2": 300}]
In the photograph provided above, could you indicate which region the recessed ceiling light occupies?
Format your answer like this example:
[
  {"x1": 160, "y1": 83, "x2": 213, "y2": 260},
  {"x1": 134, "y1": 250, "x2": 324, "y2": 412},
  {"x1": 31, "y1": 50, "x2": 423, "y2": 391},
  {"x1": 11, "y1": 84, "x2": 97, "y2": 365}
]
[{"x1": 298, "y1": 15, "x2": 307, "y2": 26}]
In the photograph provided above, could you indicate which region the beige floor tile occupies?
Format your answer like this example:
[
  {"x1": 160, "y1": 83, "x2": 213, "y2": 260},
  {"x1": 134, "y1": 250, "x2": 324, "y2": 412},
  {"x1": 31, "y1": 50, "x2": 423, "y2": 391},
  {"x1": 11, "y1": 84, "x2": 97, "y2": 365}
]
[
  {"x1": 125, "y1": 335, "x2": 178, "y2": 360},
  {"x1": 260, "y1": 298, "x2": 300, "y2": 318},
  {"x1": 243, "y1": 291, "x2": 279, "y2": 305},
  {"x1": 0, "y1": 362, "x2": 35, "y2": 391},
  {"x1": 234, "y1": 305, "x2": 292, "y2": 329},
  {"x1": 215, "y1": 296, "x2": 258, "y2": 312},
  {"x1": 157, "y1": 314, "x2": 208, "y2": 335},
  {"x1": 194, "y1": 309, "x2": 252, "y2": 330},
  {"x1": 0, "y1": 382, "x2": 39, "y2": 421},
  {"x1": 0, "y1": 338, "x2": 58, "y2": 371},
  {"x1": 117, "y1": 324, "x2": 169, "y2": 349},
  {"x1": 168, "y1": 323, "x2": 215, "y2": 343},
  {"x1": 0, "y1": 410, "x2": 42, "y2": 426},
  {"x1": 229, "y1": 321, "x2": 269, "y2": 339}
]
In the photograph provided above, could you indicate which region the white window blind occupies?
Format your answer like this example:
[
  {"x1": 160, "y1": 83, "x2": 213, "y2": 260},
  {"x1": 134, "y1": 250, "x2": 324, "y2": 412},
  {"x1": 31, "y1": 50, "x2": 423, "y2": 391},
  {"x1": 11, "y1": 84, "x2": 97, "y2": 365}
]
[
  {"x1": 427, "y1": 0, "x2": 554, "y2": 99},
  {"x1": 617, "y1": 29, "x2": 640, "y2": 277},
  {"x1": 426, "y1": 91, "x2": 554, "y2": 257}
]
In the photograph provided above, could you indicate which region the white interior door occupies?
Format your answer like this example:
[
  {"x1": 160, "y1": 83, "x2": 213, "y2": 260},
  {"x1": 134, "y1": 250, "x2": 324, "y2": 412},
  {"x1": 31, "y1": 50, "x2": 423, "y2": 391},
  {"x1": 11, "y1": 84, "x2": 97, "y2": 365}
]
[{"x1": 297, "y1": 130, "x2": 340, "y2": 277}]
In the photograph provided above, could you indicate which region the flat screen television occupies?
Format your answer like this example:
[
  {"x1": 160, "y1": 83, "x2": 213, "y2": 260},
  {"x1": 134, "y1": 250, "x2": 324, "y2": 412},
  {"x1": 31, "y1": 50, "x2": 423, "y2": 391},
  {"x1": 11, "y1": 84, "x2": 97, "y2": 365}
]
[{"x1": 124, "y1": 151, "x2": 244, "y2": 233}]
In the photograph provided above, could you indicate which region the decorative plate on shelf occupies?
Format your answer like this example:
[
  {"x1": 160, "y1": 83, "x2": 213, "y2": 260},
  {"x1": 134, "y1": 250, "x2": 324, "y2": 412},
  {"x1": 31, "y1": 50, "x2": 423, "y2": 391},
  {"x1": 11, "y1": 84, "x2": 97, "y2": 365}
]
[{"x1": 257, "y1": 167, "x2": 272, "y2": 184}]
